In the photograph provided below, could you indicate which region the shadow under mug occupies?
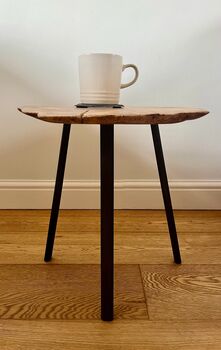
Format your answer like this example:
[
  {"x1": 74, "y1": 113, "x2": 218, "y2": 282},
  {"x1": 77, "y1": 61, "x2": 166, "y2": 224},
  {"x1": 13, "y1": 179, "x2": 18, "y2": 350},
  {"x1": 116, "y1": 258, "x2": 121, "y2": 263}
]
[{"x1": 79, "y1": 53, "x2": 139, "y2": 105}]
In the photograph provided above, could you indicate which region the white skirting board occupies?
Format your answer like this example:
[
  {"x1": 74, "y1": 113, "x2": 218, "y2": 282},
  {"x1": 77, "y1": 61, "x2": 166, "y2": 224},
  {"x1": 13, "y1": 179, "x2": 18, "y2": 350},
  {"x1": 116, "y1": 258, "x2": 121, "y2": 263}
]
[{"x1": 0, "y1": 180, "x2": 220, "y2": 209}]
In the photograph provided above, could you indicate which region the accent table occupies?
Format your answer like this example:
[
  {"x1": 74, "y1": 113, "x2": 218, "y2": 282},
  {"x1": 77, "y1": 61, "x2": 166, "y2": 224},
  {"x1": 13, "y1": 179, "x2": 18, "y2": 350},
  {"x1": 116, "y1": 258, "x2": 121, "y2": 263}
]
[{"x1": 18, "y1": 105, "x2": 209, "y2": 321}]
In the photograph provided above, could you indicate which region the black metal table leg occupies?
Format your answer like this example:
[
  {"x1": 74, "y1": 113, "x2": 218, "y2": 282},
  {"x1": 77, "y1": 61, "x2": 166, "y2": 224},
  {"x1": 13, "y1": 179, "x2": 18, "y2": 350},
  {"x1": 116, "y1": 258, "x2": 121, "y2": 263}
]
[
  {"x1": 44, "y1": 124, "x2": 71, "y2": 262},
  {"x1": 100, "y1": 124, "x2": 114, "y2": 321},
  {"x1": 151, "y1": 124, "x2": 182, "y2": 264}
]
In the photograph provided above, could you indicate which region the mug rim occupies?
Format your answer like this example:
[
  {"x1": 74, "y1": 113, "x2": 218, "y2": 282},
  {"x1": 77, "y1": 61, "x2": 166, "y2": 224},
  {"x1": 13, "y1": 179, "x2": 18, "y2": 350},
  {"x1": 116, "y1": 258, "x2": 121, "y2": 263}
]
[{"x1": 79, "y1": 53, "x2": 122, "y2": 58}]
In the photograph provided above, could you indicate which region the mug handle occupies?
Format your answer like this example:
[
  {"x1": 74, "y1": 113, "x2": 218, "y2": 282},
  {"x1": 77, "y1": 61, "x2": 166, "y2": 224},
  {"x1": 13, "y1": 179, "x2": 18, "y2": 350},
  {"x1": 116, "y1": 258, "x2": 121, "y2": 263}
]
[{"x1": 120, "y1": 64, "x2": 139, "y2": 89}]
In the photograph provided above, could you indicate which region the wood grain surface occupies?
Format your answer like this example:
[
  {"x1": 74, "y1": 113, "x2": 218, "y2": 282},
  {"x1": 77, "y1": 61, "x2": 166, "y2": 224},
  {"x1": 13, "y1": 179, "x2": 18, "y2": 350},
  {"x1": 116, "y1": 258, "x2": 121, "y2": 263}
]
[
  {"x1": 141, "y1": 264, "x2": 221, "y2": 320},
  {"x1": 0, "y1": 264, "x2": 147, "y2": 320},
  {"x1": 0, "y1": 209, "x2": 221, "y2": 349},
  {"x1": 1, "y1": 320, "x2": 221, "y2": 350},
  {"x1": 18, "y1": 106, "x2": 209, "y2": 124},
  {"x1": 0, "y1": 210, "x2": 221, "y2": 264},
  {"x1": 1, "y1": 209, "x2": 220, "y2": 233}
]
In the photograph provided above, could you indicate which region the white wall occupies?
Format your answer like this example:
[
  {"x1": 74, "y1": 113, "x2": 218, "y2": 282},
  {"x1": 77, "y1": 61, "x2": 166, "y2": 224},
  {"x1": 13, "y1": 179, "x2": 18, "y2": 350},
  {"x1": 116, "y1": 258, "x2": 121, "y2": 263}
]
[{"x1": 0, "y1": 0, "x2": 221, "y2": 208}]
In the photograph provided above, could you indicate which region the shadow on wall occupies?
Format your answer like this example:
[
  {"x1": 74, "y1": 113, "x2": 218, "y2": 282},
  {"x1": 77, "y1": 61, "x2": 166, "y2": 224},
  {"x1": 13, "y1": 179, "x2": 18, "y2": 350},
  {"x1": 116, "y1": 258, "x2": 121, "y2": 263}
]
[
  {"x1": 0, "y1": 63, "x2": 62, "y2": 179},
  {"x1": 0, "y1": 121, "x2": 157, "y2": 181}
]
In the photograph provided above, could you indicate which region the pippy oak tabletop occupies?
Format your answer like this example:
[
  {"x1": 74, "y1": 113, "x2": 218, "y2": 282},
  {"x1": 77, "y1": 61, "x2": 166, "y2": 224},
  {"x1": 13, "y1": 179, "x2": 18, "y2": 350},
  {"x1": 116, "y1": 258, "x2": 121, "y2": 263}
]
[{"x1": 18, "y1": 106, "x2": 209, "y2": 124}]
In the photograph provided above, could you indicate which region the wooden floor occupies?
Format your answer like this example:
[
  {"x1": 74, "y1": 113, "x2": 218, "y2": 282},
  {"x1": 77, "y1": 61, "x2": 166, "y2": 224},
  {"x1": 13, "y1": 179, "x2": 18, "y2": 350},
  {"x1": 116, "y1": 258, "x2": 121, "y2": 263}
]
[{"x1": 0, "y1": 210, "x2": 221, "y2": 349}]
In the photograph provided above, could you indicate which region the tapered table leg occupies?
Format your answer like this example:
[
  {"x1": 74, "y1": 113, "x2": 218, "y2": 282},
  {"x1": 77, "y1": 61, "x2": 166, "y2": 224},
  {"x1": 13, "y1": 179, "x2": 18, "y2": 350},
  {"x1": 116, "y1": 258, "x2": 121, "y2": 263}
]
[
  {"x1": 44, "y1": 124, "x2": 71, "y2": 262},
  {"x1": 151, "y1": 124, "x2": 181, "y2": 264},
  {"x1": 100, "y1": 124, "x2": 114, "y2": 321}
]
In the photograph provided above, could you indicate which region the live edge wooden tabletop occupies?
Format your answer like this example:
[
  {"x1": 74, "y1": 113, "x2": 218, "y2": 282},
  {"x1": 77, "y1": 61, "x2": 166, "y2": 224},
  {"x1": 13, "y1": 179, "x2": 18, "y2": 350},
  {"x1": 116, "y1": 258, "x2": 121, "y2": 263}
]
[{"x1": 18, "y1": 106, "x2": 209, "y2": 124}]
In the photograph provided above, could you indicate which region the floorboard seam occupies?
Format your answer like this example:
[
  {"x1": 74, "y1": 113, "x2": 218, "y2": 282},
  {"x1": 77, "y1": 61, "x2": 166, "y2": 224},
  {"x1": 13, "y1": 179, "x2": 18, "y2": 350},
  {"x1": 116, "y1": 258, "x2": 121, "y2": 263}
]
[{"x1": 138, "y1": 264, "x2": 150, "y2": 319}]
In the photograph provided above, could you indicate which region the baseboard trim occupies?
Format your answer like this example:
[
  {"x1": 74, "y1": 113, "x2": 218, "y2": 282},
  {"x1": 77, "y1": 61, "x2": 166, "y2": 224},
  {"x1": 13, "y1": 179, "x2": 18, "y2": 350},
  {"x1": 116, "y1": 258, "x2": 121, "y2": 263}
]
[{"x1": 0, "y1": 180, "x2": 220, "y2": 209}]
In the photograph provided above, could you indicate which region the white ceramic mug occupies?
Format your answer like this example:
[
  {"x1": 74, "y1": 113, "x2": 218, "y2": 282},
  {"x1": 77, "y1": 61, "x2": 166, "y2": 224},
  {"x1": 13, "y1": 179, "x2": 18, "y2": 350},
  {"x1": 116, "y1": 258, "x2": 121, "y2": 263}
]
[{"x1": 79, "y1": 53, "x2": 139, "y2": 104}]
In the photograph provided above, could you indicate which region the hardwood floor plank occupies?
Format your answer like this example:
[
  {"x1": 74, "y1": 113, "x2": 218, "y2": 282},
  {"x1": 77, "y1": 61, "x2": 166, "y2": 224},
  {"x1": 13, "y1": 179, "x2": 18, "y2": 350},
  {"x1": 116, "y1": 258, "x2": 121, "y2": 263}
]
[
  {"x1": 0, "y1": 209, "x2": 221, "y2": 349},
  {"x1": 0, "y1": 209, "x2": 220, "y2": 219},
  {"x1": 0, "y1": 265, "x2": 147, "y2": 320},
  {"x1": 1, "y1": 210, "x2": 220, "y2": 233},
  {"x1": 141, "y1": 264, "x2": 221, "y2": 320},
  {"x1": 1, "y1": 320, "x2": 221, "y2": 350},
  {"x1": 2, "y1": 230, "x2": 221, "y2": 246},
  {"x1": 0, "y1": 232, "x2": 220, "y2": 264}
]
